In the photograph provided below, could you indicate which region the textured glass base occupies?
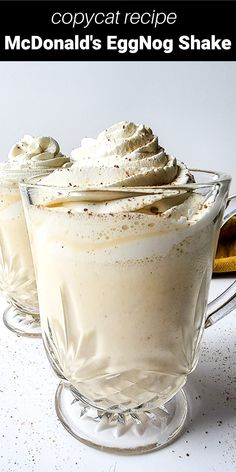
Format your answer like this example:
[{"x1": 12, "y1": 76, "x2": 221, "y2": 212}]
[
  {"x1": 3, "y1": 304, "x2": 41, "y2": 337},
  {"x1": 55, "y1": 381, "x2": 188, "y2": 454}
]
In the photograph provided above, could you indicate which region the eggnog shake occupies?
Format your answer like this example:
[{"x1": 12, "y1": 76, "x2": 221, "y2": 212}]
[
  {"x1": 0, "y1": 135, "x2": 69, "y2": 335},
  {"x1": 22, "y1": 122, "x2": 224, "y2": 407}
]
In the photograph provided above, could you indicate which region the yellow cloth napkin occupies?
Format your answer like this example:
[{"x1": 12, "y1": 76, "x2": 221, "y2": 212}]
[{"x1": 214, "y1": 216, "x2": 236, "y2": 273}]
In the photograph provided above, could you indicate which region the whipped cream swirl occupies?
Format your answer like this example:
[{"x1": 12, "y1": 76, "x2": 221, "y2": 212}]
[
  {"x1": 69, "y1": 121, "x2": 193, "y2": 187},
  {"x1": 38, "y1": 121, "x2": 196, "y2": 217},
  {"x1": 7, "y1": 135, "x2": 69, "y2": 169}
]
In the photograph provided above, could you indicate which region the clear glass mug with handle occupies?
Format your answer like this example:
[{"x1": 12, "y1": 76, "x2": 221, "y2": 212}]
[
  {"x1": 0, "y1": 168, "x2": 55, "y2": 337},
  {"x1": 20, "y1": 170, "x2": 236, "y2": 453}
]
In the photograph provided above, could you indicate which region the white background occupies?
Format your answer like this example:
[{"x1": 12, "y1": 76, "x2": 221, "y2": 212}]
[{"x1": 0, "y1": 62, "x2": 236, "y2": 191}]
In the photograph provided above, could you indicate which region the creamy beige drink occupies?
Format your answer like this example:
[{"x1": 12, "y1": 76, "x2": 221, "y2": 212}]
[
  {"x1": 0, "y1": 184, "x2": 38, "y2": 310},
  {"x1": 0, "y1": 135, "x2": 69, "y2": 334},
  {"x1": 24, "y1": 122, "x2": 223, "y2": 407}
]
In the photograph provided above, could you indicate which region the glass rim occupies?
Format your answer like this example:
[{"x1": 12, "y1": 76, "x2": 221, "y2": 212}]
[
  {"x1": 0, "y1": 167, "x2": 64, "y2": 185},
  {"x1": 19, "y1": 169, "x2": 231, "y2": 194},
  {"x1": 0, "y1": 167, "x2": 63, "y2": 175}
]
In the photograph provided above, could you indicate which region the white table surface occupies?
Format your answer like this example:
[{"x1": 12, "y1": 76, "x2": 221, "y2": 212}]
[{"x1": 0, "y1": 276, "x2": 235, "y2": 472}]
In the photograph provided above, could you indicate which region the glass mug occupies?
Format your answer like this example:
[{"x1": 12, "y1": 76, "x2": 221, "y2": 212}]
[
  {"x1": 20, "y1": 170, "x2": 236, "y2": 453},
  {"x1": 0, "y1": 168, "x2": 54, "y2": 337}
]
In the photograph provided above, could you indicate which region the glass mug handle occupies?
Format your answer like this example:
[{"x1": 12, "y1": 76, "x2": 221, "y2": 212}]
[{"x1": 205, "y1": 195, "x2": 236, "y2": 328}]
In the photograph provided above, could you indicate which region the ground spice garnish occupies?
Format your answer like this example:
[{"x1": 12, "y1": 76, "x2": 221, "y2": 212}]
[{"x1": 150, "y1": 206, "x2": 159, "y2": 214}]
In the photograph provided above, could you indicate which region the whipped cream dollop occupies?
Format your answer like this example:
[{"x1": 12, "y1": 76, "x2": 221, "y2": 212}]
[
  {"x1": 3, "y1": 135, "x2": 69, "y2": 170},
  {"x1": 42, "y1": 121, "x2": 193, "y2": 189},
  {"x1": 69, "y1": 121, "x2": 193, "y2": 187},
  {"x1": 38, "y1": 121, "x2": 199, "y2": 218}
]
